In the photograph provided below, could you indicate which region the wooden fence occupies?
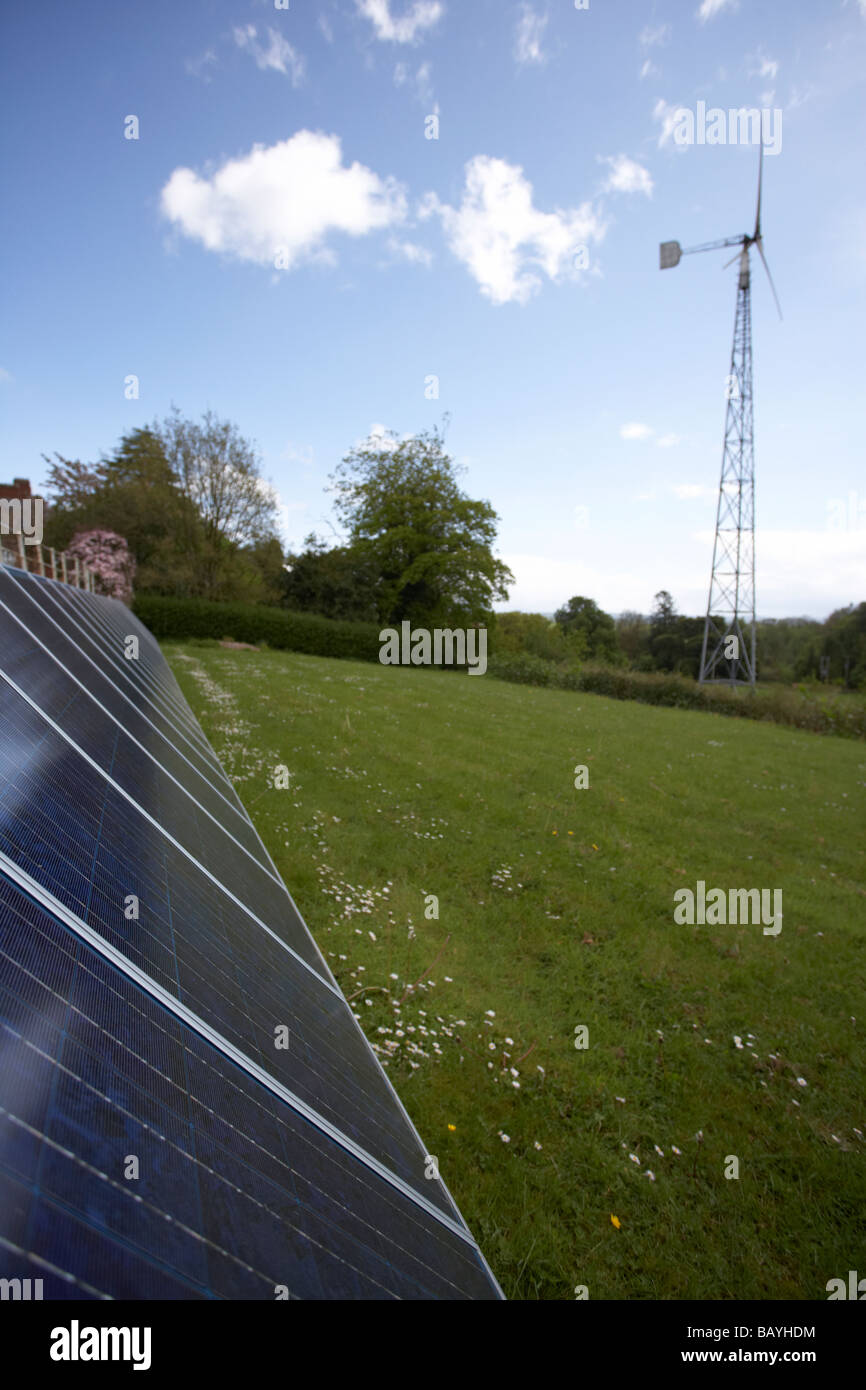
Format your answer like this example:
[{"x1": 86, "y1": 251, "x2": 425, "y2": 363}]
[{"x1": 0, "y1": 535, "x2": 96, "y2": 591}]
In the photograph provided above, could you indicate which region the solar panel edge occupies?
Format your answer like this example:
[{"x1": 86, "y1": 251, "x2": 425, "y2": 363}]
[
  {"x1": 0, "y1": 662, "x2": 338, "y2": 994},
  {"x1": 0, "y1": 591, "x2": 283, "y2": 887},
  {"x1": 0, "y1": 851, "x2": 483, "y2": 1254}
]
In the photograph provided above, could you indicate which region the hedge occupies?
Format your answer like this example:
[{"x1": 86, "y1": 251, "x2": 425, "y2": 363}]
[
  {"x1": 132, "y1": 595, "x2": 382, "y2": 663},
  {"x1": 487, "y1": 655, "x2": 866, "y2": 739},
  {"x1": 133, "y1": 597, "x2": 866, "y2": 740}
]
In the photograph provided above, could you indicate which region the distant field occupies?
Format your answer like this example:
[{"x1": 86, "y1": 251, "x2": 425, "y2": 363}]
[{"x1": 165, "y1": 640, "x2": 866, "y2": 1301}]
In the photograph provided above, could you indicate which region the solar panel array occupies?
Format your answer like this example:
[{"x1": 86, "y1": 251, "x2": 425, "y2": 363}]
[{"x1": 0, "y1": 565, "x2": 503, "y2": 1300}]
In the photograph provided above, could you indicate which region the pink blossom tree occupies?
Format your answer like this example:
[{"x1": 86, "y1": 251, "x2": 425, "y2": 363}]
[{"x1": 66, "y1": 529, "x2": 136, "y2": 603}]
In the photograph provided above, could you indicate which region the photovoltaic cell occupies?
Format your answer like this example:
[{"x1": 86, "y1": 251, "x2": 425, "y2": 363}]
[
  {"x1": 0, "y1": 874, "x2": 497, "y2": 1299},
  {"x1": 0, "y1": 565, "x2": 502, "y2": 1299}
]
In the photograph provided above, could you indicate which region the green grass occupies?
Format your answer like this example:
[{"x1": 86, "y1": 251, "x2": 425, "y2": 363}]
[{"x1": 164, "y1": 639, "x2": 866, "y2": 1301}]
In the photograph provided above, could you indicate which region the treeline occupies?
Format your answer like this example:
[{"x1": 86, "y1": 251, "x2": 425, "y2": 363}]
[
  {"x1": 42, "y1": 411, "x2": 864, "y2": 688},
  {"x1": 42, "y1": 414, "x2": 512, "y2": 627},
  {"x1": 493, "y1": 592, "x2": 866, "y2": 689}
]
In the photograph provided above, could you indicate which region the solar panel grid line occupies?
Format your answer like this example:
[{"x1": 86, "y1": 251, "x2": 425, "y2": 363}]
[
  {"x1": 60, "y1": 584, "x2": 206, "y2": 745},
  {"x1": 0, "y1": 728, "x2": 460, "y2": 1219},
  {"x1": 0, "y1": 889, "x2": 500, "y2": 1301},
  {"x1": 0, "y1": 572, "x2": 267, "y2": 841},
  {"x1": 0, "y1": 595, "x2": 285, "y2": 889},
  {"x1": 0, "y1": 858, "x2": 489, "y2": 1269},
  {"x1": 37, "y1": 577, "x2": 215, "y2": 755},
  {"x1": 0, "y1": 669, "x2": 466, "y2": 1217},
  {"x1": 0, "y1": 1234, "x2": 113, "y2": 1301},
  {"x1": 7, "y1": 571, "x2": 224, "y2": 772},
  {"x1": 0, "y1": 669, "x2": 337, "y2": 992},
  {"x1": 0, "y1": 578, "x2": 503, "y2": 1299},
  {"x1": 44, "y1": 573, "x2": 271, "y2": 839},
  {"x1": 4, "y1": 573, "x2": 227, "y2": 796},
  {"x1": 46, "y1": 578, "x2": 207, "y2": 733},
  {"x1": 42, "y1": 580, "x2": 204, "y2": 736}
]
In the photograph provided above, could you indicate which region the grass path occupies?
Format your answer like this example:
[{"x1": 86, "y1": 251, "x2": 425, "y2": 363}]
[{"x1": 165, "y1": 641, "x2": 866, "y2": 1300}]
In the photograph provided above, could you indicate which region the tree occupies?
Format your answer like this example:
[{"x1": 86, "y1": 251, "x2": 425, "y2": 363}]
[
  {"x1": 649, "y1": 590, "x2": 681, "y2": 671},
  {"x1": 822, "y1": 603, "x2": 866, "y2": 688},
  {"x1": 281, "y1": 533, "x2": 381, "y2": 621},
  {"x1": 615, "y1": 610, "x2": 650, "y2": 665},
  {"x1": 66, "y1": 529, "x2": 135, "y2": 603},
  {"x1": 330, "y1": 424, "x2": 512, "y2": 626},
  {"x1": 42, "y1": 428, "x2": 203, "y2": 596},
  {"x1": 156, "y1": 408, "x2": 280, "y2": 599},
  {"x1": 554, "y1": 595, "x2": 618, "y2": 661},
  {"x1": 42, "y1": 454, "x2": 106, "y2": 511},
  {"x1": 493, "y1": 611, "x2": 585, "y2": 662}
]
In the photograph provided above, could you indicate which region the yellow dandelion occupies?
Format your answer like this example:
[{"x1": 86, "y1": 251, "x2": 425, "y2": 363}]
[
  {"x1": 568, "y1": 831, "x2": 574, "y2": 836},
  {"x1": 592, "y1": 843, "x2": 599, "y2": 851},
  {"x1": 447, "y1": 1123, "x2": 456, "y2": 1131},
  {"x1": 610, "y1": 1214, "x2": 621, "y2": 1230}
]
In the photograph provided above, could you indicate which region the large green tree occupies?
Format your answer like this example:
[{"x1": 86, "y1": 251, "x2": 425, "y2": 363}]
[
  {"x1": 554, "y1": 595, "x2": 618, "y2": 661},
  {"x1": 281, "y1": 533, "x2": 381, "y2": 621},
  {"x1": 330, "y1": 424, "x2": 512, "y2": 626}
]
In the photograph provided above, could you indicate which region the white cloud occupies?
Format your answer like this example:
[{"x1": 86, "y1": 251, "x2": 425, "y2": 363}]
[
  {"x1": 600, "y1": 155, "x2": 653, "y2": 196},
  {"x1": 394, "y1": 58, "x2": 434, "y2": 102},
  {"x1": 640, "y1": 23, "x2": 670, "y2": 46},
  {"x1": 234, "y1": 25, "x2": 305, "y2": 85},
  {"x1": 620, "y1": 422, "x2": 654, "y2": 441},
  {"x1": 283, "y1": 442, "x2": 315, "y2": 468},
  {"x1": 640, "y1": 59, "x2": 659, "y2": 79},
  {"x1": 160, "y1": 131, "x2": 407, "y2": 269},
  {"x1": 697, "y1": 0, "x2": 738, "y2": 21},
  {"x1": 387, "y1": 236, "x2": 433, "y2": 266},
  {"x1": 355, "y1": 423, "x2": 415, "y2": 451},
  {"x1": 318, "y1": 14, "x2": 335, "y2": 43},
  {"x1": 421, "y1": 155, "x2": 604, "y2": 305},
  {"x1": 356, "y1": 0, "x2": 444, "y2": 44},
  {"x1": 749, "y1": 54, "x2": 779, "y2": 79},
  {"x1": 657, "y1": 433, "x2": 681, "y2": 448},
  {"x1": 185, "y1": 49, "x2": 218, "y2": 82},
  {"x1": 514, "y1": 4, "x2": 548, "y2": 66}
]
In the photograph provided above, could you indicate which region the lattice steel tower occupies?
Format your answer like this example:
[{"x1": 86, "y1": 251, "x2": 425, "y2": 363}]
[{"x1": 659, "y1": 146, "x2": 781, "y2": 687}]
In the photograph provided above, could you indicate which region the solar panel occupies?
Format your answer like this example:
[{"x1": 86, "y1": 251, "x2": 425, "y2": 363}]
[{"x1": 0, "y1": 564, "x2": 503, "y2": 1300}]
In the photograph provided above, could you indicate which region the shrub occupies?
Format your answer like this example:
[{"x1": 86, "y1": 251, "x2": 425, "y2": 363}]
[
  {"x1": 132, "y1": 595, "x2": 382, "y2": 663},
  {"x1": 67, "y1": 528, "x2": 135, "y2": 603},
  {"x1": 488, "y1": 655, "x2": 866, "y2": 739}
]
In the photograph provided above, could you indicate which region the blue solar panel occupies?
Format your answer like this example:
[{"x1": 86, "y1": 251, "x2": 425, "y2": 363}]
[{"x1": 0, "y1": 567, "x2": 502, "y2": 1300}]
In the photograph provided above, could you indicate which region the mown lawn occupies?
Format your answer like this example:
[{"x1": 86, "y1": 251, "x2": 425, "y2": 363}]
[{"x1": 165, "y1": 640, "x2": 866, "y2": 1301}]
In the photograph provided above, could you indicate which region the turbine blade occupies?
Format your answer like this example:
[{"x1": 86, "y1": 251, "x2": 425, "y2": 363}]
[
  {"x1": 722, "y1": 249, "x2": 741, "y2": 269},
  {"x1": 756, "y1": 239, "x2": 783, "y2": 319},
  {"x1": 754, "y1": 142, "x2": 763, "y2": 241}
]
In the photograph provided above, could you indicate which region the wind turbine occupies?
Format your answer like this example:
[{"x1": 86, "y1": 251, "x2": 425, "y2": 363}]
[{"x1": 660, "y1": 145, "x2": 782, "y2": 687}]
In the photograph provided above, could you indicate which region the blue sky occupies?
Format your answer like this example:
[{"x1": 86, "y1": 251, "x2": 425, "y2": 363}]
[{"x1": 2, "y1": 0, "x2": 865, "y2": 618}]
